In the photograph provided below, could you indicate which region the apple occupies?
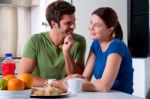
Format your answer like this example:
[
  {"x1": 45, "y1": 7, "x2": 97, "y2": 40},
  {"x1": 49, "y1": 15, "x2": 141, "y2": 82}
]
[{"x1": 0, "y1": 77, "x2": 7, "y2": 90}]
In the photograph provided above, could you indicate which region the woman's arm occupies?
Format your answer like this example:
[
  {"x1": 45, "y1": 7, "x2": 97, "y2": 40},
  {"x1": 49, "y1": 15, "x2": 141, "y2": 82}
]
[
  {"x1": 50, "y1": 50, "x2": 95, "y2": 90},
  {"x1": 82, "y1": 53, "x2": 122, "y2": 92},
  {"x1": 82, "y1": 50, "x2": 95, "y2": 80}
]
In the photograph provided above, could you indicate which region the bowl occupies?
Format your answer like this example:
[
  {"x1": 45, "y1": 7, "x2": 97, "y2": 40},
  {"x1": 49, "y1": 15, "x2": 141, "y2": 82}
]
[{"x1": 0, "y1": 89, "x2": 31, "y2": 99}]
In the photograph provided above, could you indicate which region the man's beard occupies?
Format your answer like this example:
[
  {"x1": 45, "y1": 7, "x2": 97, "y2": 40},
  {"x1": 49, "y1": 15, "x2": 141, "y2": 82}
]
[{"x1": 59, "y1": 29, "x2": 73, "y2": 37}]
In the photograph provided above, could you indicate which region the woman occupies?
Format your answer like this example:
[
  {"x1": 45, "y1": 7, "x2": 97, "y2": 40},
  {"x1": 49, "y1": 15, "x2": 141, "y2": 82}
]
[{"x1": 51, "y1": 7, "x2": 134, "y2": 94}]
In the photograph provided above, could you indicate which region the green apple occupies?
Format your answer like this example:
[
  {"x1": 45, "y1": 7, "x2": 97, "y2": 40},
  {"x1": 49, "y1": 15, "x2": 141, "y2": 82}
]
[{"x1": 0, "y1": 77, "x2": 7, "y2": 90}]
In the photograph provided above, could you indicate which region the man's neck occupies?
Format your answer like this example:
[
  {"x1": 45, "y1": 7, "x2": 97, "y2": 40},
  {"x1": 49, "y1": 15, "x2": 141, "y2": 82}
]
[{"x1": 49, "y1": 31, "x2": 64, "y2": 47}]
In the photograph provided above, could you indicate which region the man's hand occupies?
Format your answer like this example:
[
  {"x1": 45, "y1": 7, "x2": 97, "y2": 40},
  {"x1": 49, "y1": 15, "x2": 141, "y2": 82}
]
[
  {"x1": 63, "y1": 74, "x2": 85, "y2": 80},
  {"x1": 50, "y1": 74, "x2": 84, "y2": 91},
  {"x1": 50, "y1": 80, "x2": 66, "y2": 91},
  {"x1": 62, "y1": 35, "x2": 74, "y2": 53}
]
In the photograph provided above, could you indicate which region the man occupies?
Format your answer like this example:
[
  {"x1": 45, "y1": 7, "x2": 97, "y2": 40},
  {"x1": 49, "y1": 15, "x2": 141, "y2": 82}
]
[{"x1": 18, "y1": 0, "x2": 86, "y2": 87}]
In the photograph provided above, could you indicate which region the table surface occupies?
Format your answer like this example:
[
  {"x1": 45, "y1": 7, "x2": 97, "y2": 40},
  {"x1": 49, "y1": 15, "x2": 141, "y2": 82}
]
[{"x1": 30, "y1": 91, "x2": 145, "y2": 99}]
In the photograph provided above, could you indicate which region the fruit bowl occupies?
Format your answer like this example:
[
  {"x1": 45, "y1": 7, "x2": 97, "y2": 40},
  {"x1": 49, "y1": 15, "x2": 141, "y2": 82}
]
[{"x1": 0, "y1": 89, "x2": 31, "y2": 99}]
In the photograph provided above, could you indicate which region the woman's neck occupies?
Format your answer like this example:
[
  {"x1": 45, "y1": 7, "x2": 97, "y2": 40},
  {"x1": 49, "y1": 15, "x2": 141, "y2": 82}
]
[{"x1": 99, "y1": 37, "x2": 114, "y2": 52}]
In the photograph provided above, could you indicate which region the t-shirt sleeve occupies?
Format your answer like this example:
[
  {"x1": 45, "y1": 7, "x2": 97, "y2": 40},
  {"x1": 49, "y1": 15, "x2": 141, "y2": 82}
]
[
  {"x1": 108, "y1": 41, "x2": 126, "y2": 57},
  {"x1": 91, "y1": 40, "x2": 99, "y2": 55},
  {"x1": 23, "y1": 35, "x2": 38, "y2": 59}
]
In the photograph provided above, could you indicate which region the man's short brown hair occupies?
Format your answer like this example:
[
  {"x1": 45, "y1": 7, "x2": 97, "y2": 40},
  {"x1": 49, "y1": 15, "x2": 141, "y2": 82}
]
[{"x1": 46, "y1": 0, "x2": 75, "y2": 28}]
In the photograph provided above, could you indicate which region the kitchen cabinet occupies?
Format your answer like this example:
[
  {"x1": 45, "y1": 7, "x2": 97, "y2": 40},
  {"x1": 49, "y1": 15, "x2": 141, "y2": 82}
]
[
  {"x1": 31, "y1": 0, "x2": 40, "y2": 6},
  {"x1": 17, "y1": 7, "x2": 31, "y2": 56},
  {"x1": 0, "y1": 6, "x2": 18, "y2": 56},
  {"x1": 132, "y1": 58, "x2": 150, "y2": 98},
  {"x1": 0, "y1": 0, "x2": 38, "y2": 57}
]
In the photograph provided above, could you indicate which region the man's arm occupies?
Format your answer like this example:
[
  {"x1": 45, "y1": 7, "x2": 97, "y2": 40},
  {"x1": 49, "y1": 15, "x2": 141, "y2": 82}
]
[
  {"x1": 18, "y1": 57, "x2": 47, "y2": 87},
  {"x1": 63, "y1": 52, "x2": 84, "y2": 74},
  {"x1": 62, "y1": 35, "x2": 85, "y2": 74}
]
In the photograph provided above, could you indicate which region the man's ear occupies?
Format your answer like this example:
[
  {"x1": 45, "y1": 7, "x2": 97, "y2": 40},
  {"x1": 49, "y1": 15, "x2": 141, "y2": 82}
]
[{"x1": 51, "y1": 20, "x2": 57, "y2": 28}]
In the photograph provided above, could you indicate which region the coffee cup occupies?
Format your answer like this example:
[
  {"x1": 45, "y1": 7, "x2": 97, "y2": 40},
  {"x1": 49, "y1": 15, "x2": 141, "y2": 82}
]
[{"x1": 63, "y1": 78, "x2": 83, "y2": 94}]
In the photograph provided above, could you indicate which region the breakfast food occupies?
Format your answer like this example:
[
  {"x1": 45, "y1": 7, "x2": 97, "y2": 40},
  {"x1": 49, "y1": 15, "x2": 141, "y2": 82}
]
[
  {"x1": 32, "y1": 88, "x2": 45, "y2": 96},
  {"x1": 32, "y1": 87, "x2": 67, "y2": 96}
]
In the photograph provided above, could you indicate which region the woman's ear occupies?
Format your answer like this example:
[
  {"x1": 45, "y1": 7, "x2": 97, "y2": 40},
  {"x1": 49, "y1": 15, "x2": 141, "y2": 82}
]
[{"x1": 108, "y1": 27, "x2": 114, "y2": 33}]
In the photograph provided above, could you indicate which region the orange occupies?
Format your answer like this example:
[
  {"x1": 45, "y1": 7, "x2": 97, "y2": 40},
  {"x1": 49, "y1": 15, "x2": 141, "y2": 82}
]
[
  {"x1": 18, "y1": 73, "x2": 33, "y2": 89},
  {"x1": 7, "y1": 78, "x2": 25, "y2": 90},
  {"x1": 4, "y1": 75, "x2": 16, "y2": 81}
]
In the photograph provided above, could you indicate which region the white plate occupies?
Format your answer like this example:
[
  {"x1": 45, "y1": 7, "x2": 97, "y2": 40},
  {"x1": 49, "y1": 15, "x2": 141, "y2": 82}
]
[{"x1": 30, "y1": 92, "x2": 69, "y2": 98}]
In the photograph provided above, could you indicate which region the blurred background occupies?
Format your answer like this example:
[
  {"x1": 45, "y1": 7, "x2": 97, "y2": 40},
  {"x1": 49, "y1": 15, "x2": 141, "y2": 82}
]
[{"x1": 0, "y1": 0, "x2": 149, "y2": 98}]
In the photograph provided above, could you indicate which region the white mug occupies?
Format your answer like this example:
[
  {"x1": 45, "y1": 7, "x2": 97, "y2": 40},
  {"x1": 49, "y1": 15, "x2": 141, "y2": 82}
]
[{"x1": 63, "y1": 78, "x2": 83, "y2": 94}]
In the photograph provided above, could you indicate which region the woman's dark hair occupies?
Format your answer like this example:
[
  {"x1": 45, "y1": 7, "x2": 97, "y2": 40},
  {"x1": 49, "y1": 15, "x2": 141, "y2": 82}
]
[
  {"x1": 46, "y1": 0, "x2": 75, "y2": 28},
  {"x1": 92, "y1": 7, "x2": 123, "y2": 40}
]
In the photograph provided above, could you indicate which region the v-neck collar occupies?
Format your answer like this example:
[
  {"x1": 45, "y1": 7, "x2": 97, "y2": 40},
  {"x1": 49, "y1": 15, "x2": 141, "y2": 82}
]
[
  {"x1": 45, "y1": 32, "x2": 61, "y2": 51},
  {"x1": 99, "y1": 39, "x2": 116, "y2": 54}
]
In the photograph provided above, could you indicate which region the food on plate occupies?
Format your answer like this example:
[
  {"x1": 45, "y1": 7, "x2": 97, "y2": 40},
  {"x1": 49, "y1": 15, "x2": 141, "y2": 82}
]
[
  {"x1": 32, "y1": 87, "x2": 67, "y2": 96},
  {"x1": 48, "y1": 88, "x2": 67, "y2": 95},
  {"x1": 32, "y1": 88, "x2": 45, "y2": 96}
]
